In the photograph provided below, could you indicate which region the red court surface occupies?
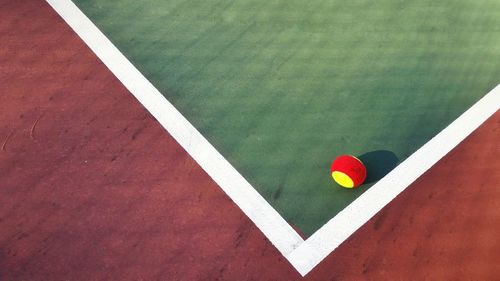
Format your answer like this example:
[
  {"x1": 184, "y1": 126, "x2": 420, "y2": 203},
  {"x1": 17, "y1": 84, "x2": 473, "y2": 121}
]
[{"x1": 1, "y1": 1, "x2": 499, "y2": 280}]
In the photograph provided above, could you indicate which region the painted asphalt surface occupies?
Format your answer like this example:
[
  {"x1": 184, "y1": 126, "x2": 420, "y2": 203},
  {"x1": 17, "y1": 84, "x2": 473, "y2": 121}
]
[{"x1": 1, "y1": 1, "x2": 500, "y2": 280}]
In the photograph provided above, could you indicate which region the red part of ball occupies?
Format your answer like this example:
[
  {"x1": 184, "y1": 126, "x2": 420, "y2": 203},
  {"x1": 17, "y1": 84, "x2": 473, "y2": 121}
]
[{"x1": 330, "y1": 155, "x2": 367, "y2": 187}]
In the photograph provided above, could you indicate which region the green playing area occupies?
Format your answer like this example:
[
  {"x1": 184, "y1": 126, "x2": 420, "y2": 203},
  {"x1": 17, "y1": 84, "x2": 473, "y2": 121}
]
[{"x1": 73, "y1": 0, "x2": 500, "y2": 236}]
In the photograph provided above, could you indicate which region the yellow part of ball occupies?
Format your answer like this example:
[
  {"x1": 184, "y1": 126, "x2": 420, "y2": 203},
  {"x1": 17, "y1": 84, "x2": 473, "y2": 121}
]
[{"x1": 332, "y1": 171, "x2": 354, "y2": 188}]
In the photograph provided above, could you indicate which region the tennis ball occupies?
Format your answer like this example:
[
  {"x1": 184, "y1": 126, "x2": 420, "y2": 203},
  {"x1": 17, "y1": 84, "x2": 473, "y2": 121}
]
[{"x1": 331, "y1": 155, "x2": 367, "y2": 188}]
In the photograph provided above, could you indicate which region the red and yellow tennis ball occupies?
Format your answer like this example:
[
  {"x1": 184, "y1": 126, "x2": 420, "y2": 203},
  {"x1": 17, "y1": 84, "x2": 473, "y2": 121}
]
[{"x1": 331, "y1": 155, "x2": 367, "y2": 188}]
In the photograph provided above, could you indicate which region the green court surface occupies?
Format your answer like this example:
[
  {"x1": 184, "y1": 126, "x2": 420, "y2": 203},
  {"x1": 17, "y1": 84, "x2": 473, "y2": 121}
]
[{"x1": 73, "y1": 0, "x2": 500, "y2": 236}]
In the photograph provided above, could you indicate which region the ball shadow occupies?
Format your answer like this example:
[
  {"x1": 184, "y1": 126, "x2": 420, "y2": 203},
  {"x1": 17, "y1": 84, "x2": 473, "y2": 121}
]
[{"x1": 358, "y1": 150, "x2": 399, "y2": 184}]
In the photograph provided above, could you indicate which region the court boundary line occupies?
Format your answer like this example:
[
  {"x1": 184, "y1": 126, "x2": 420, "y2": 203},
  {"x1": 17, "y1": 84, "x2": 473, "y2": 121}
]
[
  {"x1": 47, "y1": 0, "x2": 500, "y2": 276},
  {"x1": 45, "y1": 0, "x2": 304, "y2": 257},
  {"x1": 287, "y1": 85, "x2": 500, "y2": 274}
]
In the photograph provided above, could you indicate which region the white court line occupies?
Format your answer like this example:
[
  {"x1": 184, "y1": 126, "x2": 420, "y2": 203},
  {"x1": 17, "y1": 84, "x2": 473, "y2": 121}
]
[
  {"x1": 287, "y1": 85, "x2": 500, "y2": 275},
  {"x1": 45, "y1": 0, "x2": 304, "y2": 256},
  {"x1": 47, "y1": 0, "x2": 500, "y2": 276}
]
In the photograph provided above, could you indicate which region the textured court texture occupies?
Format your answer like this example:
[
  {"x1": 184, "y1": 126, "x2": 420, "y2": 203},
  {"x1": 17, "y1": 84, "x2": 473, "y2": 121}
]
[{"x1": 1, "y1": 1, "x2": 500, "y2": 280}]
